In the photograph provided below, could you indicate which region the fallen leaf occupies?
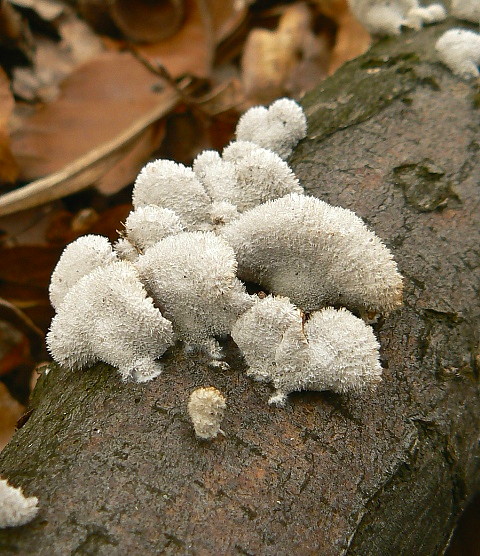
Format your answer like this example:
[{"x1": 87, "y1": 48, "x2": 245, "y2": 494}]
[
  {"x1": 241, "y1": 2, "x2": 328, "y2": 103},
  {"x1": 1, "y1": 53, "x2": 183, "y2": 214},
  {"x1": 0, "y1": 68, "x2": 20, "y2": 185},
  {"x1": 0, "y1": 320, "x2": 28, "y2": 376},
  {"x1": 11, "y1": 51, "x2": 176, "y2": 181},
  {"x1": 109, "y1": 0, "x2": 186, "y2": 43},
  {"x1": 311, "y1": 0, "x2": 371, "y2": 74},
  {"x1": 0, "y1": 381, "x2": 24, "y2": 451},
  {"x1": 131, "y1": 0, "x2": 215, "y2": 79}
]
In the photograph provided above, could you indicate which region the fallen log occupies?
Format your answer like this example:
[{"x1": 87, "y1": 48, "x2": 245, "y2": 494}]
[{"x1": 0, "y1": 18, "x2": 479, "y2": 555}]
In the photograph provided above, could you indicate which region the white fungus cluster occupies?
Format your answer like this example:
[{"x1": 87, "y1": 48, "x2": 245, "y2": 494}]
[
  {"x1": 47, "y1": 97, "x2": 402, "y2": 409},
  {"x1": 451, "y1": 0, "x2": 480, "y2": 24},
  {"x1": 347, "y1": 0, "x2": 446, "y2": 35},
  {"x1": 232, "y1": 297, "x2": 382, "y2": 405},
  {"x1": 436, "y1": 28, "x2": 480, "y2": 79},
  {"x1": 0, "y1": 479, "x2": 38, "y2": 528},
  {"x1": 187, "y1": 387, "x2": 226, "y2": 439}
]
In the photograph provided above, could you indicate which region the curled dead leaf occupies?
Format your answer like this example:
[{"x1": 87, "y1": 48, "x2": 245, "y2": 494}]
[{"x1": 0, "y1": 69, "x2": 19, "y2": 185}]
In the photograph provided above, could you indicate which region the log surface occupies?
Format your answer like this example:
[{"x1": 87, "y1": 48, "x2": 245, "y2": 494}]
[{"x1": 1, "y1": 20, "x2": 479, "y2": 556}]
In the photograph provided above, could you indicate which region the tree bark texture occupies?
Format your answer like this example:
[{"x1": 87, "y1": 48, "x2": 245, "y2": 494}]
[{"x1": 0, "y1": 19, "x2": 479, "y2": 556}]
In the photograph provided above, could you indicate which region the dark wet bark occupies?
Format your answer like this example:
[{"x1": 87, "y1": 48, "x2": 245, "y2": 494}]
[{"x1": 1, "y1": 19, "x2": 479, "y2": 556}]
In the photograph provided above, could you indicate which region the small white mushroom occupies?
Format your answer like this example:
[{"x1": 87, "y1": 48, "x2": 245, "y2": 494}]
[
  {"x1": 114, "y1": 205, "x2": 184, "y2": 261},
  {"x1": 451, "y1": 0, "x2": 480, "y2": 24},
  {"x1": 136, "y1": 232, "x2": 254, "y2": 351},
  {"x1": 235, "y1": 98, "x2": 307, "y2": 159},
  {"x1": 187, "y1": 387, "x2": 226, "y2": 440},
  {"x1": 271, "y1": 307, "x2": 382, "y2": 404},
  {"x1": 231, "y1": 295, "x2": 300, "y2": 382},
  {"x1": 0, "y1": 479, "x2": 38, "y2": 528},
  {"x1": 47, "y1": 261, "x2": 175, "y2": 382},
  {"x1": 436, "y1": 28, "x2": 480, "y2": 79},
  {"x1": 132, "y1": 159, "x2": 212, "y2": 231},
  {"x1": 222, "y1": 142, "x2": 303, "y2": 212},
  {"x1": 49, "y1": 235, "x2": 117, "y2": 310},
  {"x1": 193, "y1": 150, "x2": 239, "y2": 206},
  {"x1": 347, "y1": 0, "x2": 446, "y2": 36},
  {"x1": 232, "y1": 298, "x2": 382, "y2": 406},
  {"x1": 221, "y1": 193, "x2": 403, "y2": 313}
]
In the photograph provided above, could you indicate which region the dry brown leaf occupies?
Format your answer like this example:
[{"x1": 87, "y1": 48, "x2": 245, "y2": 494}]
[
  {"x1": 0, "y1": 381, "x2": 24, "y2": 451},
  {"x1": 0, "y1": 68, "x2": 20, "y2": 185},
  {"x1": 10, "y1": 0, "x2": 64, "y2": 22},
  {"x1": 11, "y1": 51, "x2": 170, "y2": 181},
  {"x1": 311, "y1": 0, "x2": 371, "y2": 74},
  {"x1": 205, "y1": 0, "x2": 247, "y2": 45},
  {"x1": 132, "y1": 0, "x2": 214, "y2": 79},
  {"x1": 0, "y1": 244, "x2": 60, "y2": 330},
  {"x1": 1, "y1": 52, "x2": 183, "y2": 214},
  {"x1": 0, "y1": 320, "x2": 28, "y2": 376},
  {"x1": 241, "y1": 2, "x2": 329, "y2": 104}
]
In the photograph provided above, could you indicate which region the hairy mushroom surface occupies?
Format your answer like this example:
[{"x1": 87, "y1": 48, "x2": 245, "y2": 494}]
[{"x1": 222, "y1": 193, "x2": 403, "y2": 313}]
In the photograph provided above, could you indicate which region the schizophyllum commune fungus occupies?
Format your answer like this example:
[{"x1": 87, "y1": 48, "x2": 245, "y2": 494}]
[
  {"x1": 132, "y1": 159, "x2": 212, "y2": 231},
  {"x1": 235, "y1": 97, "x2": 307, "y2": 159},
  {"x1": 136, "y1": 232, "x2": 253, "y2": 354},
  {"x1": 47, "y1": 261, "x2": 175, "y2": 382},
  {"x1": 347, "y1": 0, "x2": 446, "y2": 35},
  {"x1": 49, "y1": 235, "x2": 117, "y2": 310},
  {"x1": 232, "y1": 297, "x2": 382, "y2": 405},
  {"x1": 221, "y1": 193, "x2": 403, "y2": 313},
  {"x1": 0, "y1": 479, "x2": 38, "y2": 528},
  {"x1": 188, "y1": 387, "x2": 226, "y2": 439},
  {"x1": 47, "y1": 97, "x2": 402, "y2": 406},
  {"x1": 436, "y1": 28, "x2": 480, "y2": 79}
]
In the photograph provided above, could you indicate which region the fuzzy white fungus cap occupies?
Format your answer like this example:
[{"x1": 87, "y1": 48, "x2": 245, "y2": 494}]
[
  {"x1": 436, "y1": 28, "x2": 480, "y2": 79},
  {"x1": 188, "y1": 387, "x2": 226, "y2": 439},
  {"x1": 0, "y1": 479, "x2": 38, "y2": 528},
  {"x1": 193, "y1": 150, "x2": 239, "y2": 206},
  {"x1": 233, "y1": 298, "x2": 382, "y2": 405},
  {"x1": 347, "y1": 0, "x2": 446, "y2": 35},
  {"x1": 451, "y1": 0, "x2": 480, "y2": 24},
  {"x1": 49, "y1": 235, "x2": 117, "y2": 310},
  {"x1": 235, "y1": 98, "x2": 307, "y2": 159},
  {"x1": 124, "y1": 205, "x2": 183, "y2": 252},
  {"x1": 231, "y1": 295, "x2": 300, "y2": 382},
  {"x1": 114, "y1": 237, "x2": 141, "y2": 262},
  {"x1": 194, "y1": 144, "x2": 304, "y2": 214},
  {"x1": 222, "y1": 142, "x2": 303, "y2": 212},
  {"x1": 47, "y1": 261, "x2": 175, "y2": 382},
  {"x1": 136, "y1": 232, "x2": 254, "y2": 348},
  {"x1": 221, "y1": 193, "x2": 403, "y2": 313},
  {"x1": 132, "y1": 159, "x2": 212, "y2": 231}
]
